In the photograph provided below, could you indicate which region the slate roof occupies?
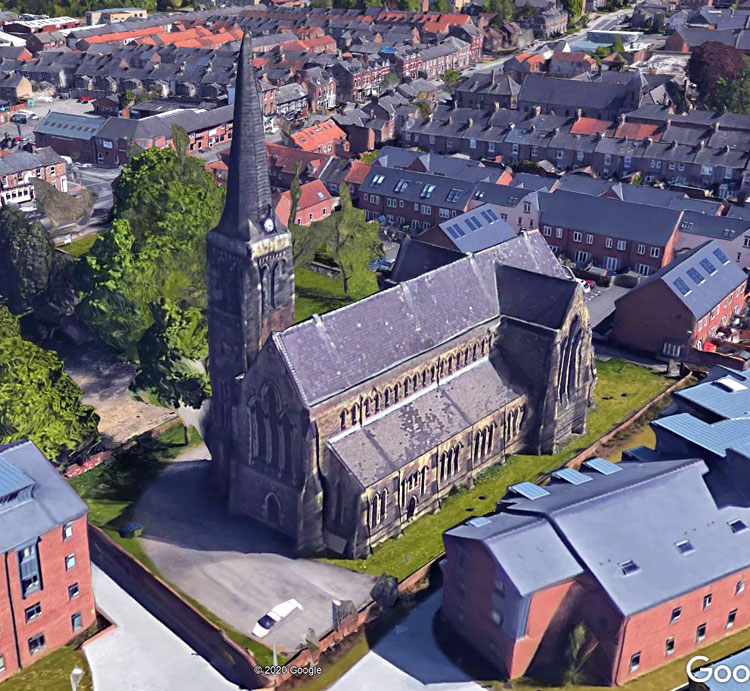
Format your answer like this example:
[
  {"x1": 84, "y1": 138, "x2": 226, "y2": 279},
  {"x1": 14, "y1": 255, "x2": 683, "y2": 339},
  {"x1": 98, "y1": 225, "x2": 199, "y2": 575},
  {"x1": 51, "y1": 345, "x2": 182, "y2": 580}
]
[
  {"x1": 673, "y1": 366, "x2": 750, "y2": 420},
  {"x1": 652, "y1": 414, "x2": 750, "y2": 458},
  {"x1": 0, "y1": 441, "x2": 88, "y2": 553},
  {"x1": 34, "y1": 111, "x2": 106, "y2": 140},
  {"x1": 389, "y1": 235, "x2": 462, "y2": 283},
  {"x1": 490, "y1": 455, "x2": 750, "y2": 616},
  {"x1": 437, "y1": 203, "x2": 517, "y2": 253},
  {"x1": 539, "y1": 190, "x2": 682, "y2": 245},
  {"x1": 274, "y1": 230, "x2": 568, "y2": 405},
  {"x1": 677, "y1": 211, "x2": 750, "y2": 242},
  {"x1": 328, "y1": 357, "x2": 524, "y2": 487},
  {"x1": 518, "y1": 74, "x2": 635, "y2": 113},
  {"x1": 0, "y1": 147, "x2": 63, "y2": 175}
]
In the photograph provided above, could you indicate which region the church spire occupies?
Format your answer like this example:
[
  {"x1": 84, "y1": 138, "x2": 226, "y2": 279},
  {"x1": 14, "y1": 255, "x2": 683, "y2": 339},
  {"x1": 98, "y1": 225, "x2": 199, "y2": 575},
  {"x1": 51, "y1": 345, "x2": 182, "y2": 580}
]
[{"x1": 217, "y1": 32, "x2": 277, "y2": 240}]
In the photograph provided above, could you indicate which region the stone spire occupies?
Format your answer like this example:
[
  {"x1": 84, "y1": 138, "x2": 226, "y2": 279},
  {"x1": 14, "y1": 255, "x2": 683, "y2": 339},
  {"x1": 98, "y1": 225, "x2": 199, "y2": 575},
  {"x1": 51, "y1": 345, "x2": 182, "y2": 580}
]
[{"x1": 217, "y1": 32, "x2": 276, "y2": 240}]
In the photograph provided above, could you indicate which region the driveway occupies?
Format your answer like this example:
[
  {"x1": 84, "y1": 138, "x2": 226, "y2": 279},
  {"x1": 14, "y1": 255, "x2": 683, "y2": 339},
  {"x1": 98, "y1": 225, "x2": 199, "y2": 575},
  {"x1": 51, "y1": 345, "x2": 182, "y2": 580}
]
[
  {"x1": 330, "y1": 592, "x2": 482, "y2": 691},
  {"x1": 85, "y1": 566, "x2": 241, "y2": 691},
  {"x1": 134, "y1": 444, "x2": 376, "y2": 653}
]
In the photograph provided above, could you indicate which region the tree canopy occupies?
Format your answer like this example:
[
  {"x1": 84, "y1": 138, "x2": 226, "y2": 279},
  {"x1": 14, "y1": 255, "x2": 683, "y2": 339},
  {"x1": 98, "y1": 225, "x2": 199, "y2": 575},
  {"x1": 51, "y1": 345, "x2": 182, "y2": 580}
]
[
  {"x1": 484, "y1": 0, "x2": 514, "y2": 23},
  {"x1": 712, "y1": 67, "x2": 750, "y2": 114},
  {"x1": 133, "y1": 298, "x2": 210, "y2": 409},
  {"x1": 0, "y1": 306, "x2": 99, "y2": 463},
  {"x1": 75, "y1": 128, "x2": 224, "y2": 353},
  {"x1": 1, "y1": 0, "x2": 154, "y2": 18},
  {"x1": 0, "y1": 206, "x2": 55, "y2": 314},
  {"x1": 687, "y1": 42, "x2": 746, "y2": 105},
  {"x1": 562, "y1": 0, "x2": 583, "y2": 18}
]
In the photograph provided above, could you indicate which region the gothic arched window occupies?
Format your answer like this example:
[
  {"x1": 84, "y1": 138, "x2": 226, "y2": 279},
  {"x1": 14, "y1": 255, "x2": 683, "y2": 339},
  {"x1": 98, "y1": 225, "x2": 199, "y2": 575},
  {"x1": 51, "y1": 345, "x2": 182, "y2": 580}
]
[{"x1": 270, "y1": 260, "x2": 285, "y2": 309}]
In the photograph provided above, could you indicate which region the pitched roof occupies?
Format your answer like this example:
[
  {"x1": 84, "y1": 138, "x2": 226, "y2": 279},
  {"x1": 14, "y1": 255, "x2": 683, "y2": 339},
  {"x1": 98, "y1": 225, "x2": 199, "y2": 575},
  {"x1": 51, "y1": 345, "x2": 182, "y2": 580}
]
[
  {"x1": 617, "y1": 240, "x2": 746, "y2": 319},
  {"x1": 0, "y1": 147, "x2": 63, "y2": 176},
  {"x1": 673, "y1": 366, "x2": 750, "y2": 420},
  {"x1": 291, "y1": 119, "x2": 347, "y2": 151},
  {"x1": 274, "y1": 230, "x2": 568, "y2": 405},
  {"x1": 437, "y1": 203, "x2": 517, "y2": 253},
  {"x1": 0, "y1": 441, "x2": 88, "y2": 553},
  {"x1": 34, "y1": 111, "x2": 106, "y2": 141}
]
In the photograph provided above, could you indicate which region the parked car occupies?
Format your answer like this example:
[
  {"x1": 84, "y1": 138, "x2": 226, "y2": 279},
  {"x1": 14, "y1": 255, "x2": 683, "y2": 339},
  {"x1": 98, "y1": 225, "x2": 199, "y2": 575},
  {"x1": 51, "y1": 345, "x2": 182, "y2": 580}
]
[
  {"x1": 10, "y1": 113, "x2": 26, "y2": 124},
  {"x1": 78, "y1": 96, "x2": 95, "y2": 103},
  {"x1": 252, "y1": 599, "x2": 303, "y2": 639}
]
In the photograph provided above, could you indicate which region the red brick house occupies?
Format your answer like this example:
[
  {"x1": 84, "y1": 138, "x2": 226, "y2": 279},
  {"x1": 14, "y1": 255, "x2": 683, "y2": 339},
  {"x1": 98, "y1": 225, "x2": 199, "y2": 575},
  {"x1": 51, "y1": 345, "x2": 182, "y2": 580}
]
[
  {"x1": 0, "y1": 441, "x2": 96, "y2": 681},
  {"x1": 612, "y1": 241, "x2": 747, "y2": 358},
  {"x1": 443, "y1": 448, "x2": 750, "y2": 685},
  {"x1": 538, "y1": 190, "x2": 682, "y2": 275},
  {"x1": 273, "y1": 179, "x2": 338, "y2": 226},
  {"x1": 289, "y1": 119, "x2": 349, "y2": 156},
  {"x1": 0, "y1": 147, "x2": 67, "y2": 206}
]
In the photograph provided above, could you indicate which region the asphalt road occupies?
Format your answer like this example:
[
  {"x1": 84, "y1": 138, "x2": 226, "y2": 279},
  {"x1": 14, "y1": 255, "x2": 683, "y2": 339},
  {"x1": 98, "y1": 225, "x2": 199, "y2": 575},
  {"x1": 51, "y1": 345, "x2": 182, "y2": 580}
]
[{"x1": 134, "y1": 444, "x2": 376, "y2": 653}]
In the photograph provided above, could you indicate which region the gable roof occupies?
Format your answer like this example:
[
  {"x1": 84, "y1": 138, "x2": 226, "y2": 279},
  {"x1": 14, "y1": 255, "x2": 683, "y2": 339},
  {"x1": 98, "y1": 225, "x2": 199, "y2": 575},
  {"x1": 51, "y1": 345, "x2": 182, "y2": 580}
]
[
  {"x1": 274, "y1": 230, "x2": 569, "y2": 405},
  {"x1": 291, "y1": 119, "x2": 347, "y2": 151},
  {"x1": 436, "y1": 203, "x2": 517, "y2": 253},
  {"x1": 619, "y1": 240, "x2": 746, "y2": 319}
]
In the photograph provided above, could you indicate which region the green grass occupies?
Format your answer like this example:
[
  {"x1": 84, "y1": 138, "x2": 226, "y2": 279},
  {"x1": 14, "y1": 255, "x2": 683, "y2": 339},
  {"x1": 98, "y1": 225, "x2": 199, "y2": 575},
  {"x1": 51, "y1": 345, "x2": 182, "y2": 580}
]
[
  {"x1": 294, "y1": 267, "x2": 377, "y2": 323},
  {"x1": 61, "y1": 233, "x2": 99, "y2": 256},
  {"x1": 324, "y1": 359, "x2": 672, "y2": 580},
  {"x1": 359, "y1": 151, "x2": 379, "y2": 164},
  {"x1": 0, "y1": 646, "x2": 92, "y2": 691},
  {"x1": 68, "y1": 424, "x2": 277, "y2": 665}
]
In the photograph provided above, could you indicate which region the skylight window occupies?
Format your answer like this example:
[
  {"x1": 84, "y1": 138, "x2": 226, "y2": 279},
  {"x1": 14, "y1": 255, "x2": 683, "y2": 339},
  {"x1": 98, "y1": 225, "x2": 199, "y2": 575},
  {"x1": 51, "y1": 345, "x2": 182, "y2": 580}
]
[
  {"x1": 465, "y1": 216, "x2": 483, "y2": 231},
  {"x1": 481, "y1": 208, "x2": 500, "y2": 223},
  {"x1": 687, "y1": 268, "x2": 704, "y2": 285},
  {"x1": 700, "y1": 258, "x2": 717, "y2": 275},
  {"x1": 714, "y1": 247, "x2": 731, "y2": 265},
  {"x1": 446, "y1": 188, "x2": 463, "y2": 203},
  {"x1": 675, "y1": 539, "x2": 695, "y2": 555},
  {"x1": 393, "y1": 179, "x2": 409, "y2": 193},
  {"x1": 673, "y1": 278, "x2": 692, "y2": 296},
  {"x1": 729, "y1": 519, "x2": 748, "y2": 534},
  {"x1": 371, "y1": 174, "x2": 385, "y2": 187},
  {"x1": 420, "y1": 184, "x2": 436, "y2": 199},
  {"x1": 619, "y1": 560, "x2": 639, "y2": 576},
  {"x1": 446, "y1": 224, "x2": 465, "y2": 239}
]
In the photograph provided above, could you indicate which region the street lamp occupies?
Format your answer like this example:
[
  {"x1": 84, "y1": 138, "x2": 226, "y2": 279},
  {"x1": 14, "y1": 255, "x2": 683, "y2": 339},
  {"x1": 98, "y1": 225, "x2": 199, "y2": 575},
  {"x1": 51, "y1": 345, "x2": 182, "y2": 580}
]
[{"x1": 70, "y1": 666, "x2": 85, "y2": 691}]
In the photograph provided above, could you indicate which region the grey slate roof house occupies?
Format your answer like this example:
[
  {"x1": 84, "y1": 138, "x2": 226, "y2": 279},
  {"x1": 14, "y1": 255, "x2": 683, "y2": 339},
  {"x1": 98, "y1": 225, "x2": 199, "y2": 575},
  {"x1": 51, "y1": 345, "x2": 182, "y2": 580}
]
[{"x1": 205, "y1": 34, "x2": 596, "y2": 559}]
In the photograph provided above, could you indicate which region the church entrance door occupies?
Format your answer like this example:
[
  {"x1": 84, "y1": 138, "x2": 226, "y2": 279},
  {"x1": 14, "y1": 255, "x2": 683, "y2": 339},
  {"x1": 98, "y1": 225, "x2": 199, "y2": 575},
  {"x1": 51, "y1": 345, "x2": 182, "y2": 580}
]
[
  {"x1": 407, "y1": 496, "x2": 417, "y2": 520},
  {"x1": 266, "y1": 493, "x2": 281, "y2": 526}
]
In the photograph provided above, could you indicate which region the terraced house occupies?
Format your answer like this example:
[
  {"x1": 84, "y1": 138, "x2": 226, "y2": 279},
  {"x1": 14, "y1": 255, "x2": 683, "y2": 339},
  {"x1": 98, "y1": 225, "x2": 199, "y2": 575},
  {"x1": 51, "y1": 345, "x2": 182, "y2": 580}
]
[{"x1": 206, "y1": 37, "x2": 596, "y2": 559}]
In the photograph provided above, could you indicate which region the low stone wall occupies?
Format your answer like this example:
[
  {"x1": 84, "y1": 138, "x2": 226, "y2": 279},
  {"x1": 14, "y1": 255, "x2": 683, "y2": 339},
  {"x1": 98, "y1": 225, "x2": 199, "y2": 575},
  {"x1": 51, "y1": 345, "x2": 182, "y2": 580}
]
[{"x1": 88, "y1": 525, "x2": 271, "y2": 690}]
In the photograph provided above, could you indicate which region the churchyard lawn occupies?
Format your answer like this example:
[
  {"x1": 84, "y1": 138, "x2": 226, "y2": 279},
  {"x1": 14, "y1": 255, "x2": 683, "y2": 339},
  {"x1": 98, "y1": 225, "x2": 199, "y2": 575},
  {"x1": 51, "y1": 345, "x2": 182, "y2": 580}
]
[{"x1": 323, "y1": 358, "x2": 673, "y2": 580}]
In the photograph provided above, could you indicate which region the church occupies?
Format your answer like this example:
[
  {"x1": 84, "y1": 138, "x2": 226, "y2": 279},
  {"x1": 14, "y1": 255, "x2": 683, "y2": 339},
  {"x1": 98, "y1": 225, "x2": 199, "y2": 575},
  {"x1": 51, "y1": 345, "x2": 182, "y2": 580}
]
[{"x1": 205, "y1": 35, "x2": 597, "y2": 559}]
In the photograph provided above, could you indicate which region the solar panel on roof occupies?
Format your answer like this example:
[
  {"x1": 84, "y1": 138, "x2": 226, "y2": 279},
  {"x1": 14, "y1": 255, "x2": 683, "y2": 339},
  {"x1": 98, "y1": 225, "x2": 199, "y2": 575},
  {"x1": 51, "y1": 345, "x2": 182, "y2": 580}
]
[
  {"x1": 552, "y1": 467, "x2": 592, "y2": 485},
  {"x1": 583, "y1": 457, "x2": 622, "y2": 475},
  {"x1": 700, "y1": 258, "x2": 717, "y2": 275},
  {"x1": 465, "y1": 216, "x2": 483, "y2": 231},
  {"x1": 673, "y1": 278, "x2": 691, "y2": 296},
  {"x1": 467, "y1": 516, "x2": 491, "y2": 528},
  {"x1": 446, "y1": 224, "x2": 465, "y2": 239},
  {"x1": 713, "y1": 247, "x2": 731, "y2": 265},
  {"x1": 687, "y1": 267, "x2": 704, "y2": 285},
  {"x1": 509, "y1": 481, "x2": 549, "y2": 500},
  {"x1": 481, "y1": 208, "x2": 500, "y2": 223}
]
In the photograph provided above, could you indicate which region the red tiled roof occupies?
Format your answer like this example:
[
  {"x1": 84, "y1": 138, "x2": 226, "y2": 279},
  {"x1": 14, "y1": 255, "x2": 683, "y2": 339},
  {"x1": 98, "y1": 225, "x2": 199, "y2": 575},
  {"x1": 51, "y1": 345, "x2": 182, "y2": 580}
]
[
  {"x1": 551, "y1": 51, "x2": 594, "y2": 63},
  {"x1": 614, "y1": 122, "x2": 662, "y2": 141},
  {"x1": 291, "y1": 119, "x2": 347, "y2": 152},
  {"x1": 570, "y1": 117, "x2": 613, "y2": 136},
  {"x1": 266, "y1": 142, "x2": 330, "y2": 176},
  {"x1": 345, "y1": 160, "x2": 371, "y2": 186}
]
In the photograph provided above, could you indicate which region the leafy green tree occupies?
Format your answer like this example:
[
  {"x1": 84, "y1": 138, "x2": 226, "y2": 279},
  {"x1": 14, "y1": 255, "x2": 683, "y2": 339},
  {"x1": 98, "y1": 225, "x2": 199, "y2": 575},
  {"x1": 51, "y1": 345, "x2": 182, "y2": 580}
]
[
  {"x1": 431, "y1": 0, "x2": 451, "y2": 9},
  {"x1": 484, "y1": 0, "x2": 514, "y2": 22},
  {"x1": 0, "y1": 206, "x2": 54, "y2": 314},
  {"x1": 711, "y1": 67, "x2": 750, "y2": 113},
  {"x1": 611, "y1": 35, "x2": 625, "y2": 53},
  {"x1": 415, "y1": 100, "x2": 432, "y2": 118},
  {"x1": 0, "y1": 306, "x2": 99, "y2": 463},
  {"x1": 311, "y1": 0, "x2": 333, "y2": 6},
  {"x1": 562, "y1": 0, "x2": 583, "y2": 18},
  {"x1": 325, "y1": 184, "x2": 383, "y2": 295},
  {"x1": 442, "y1": 69, "x2": 462, "y2": 90},
  {"x1": 119, "y1": 89, "x2": 136, "y2": 109},
  {"x1": 382, "y1": 71, "x2": 400, "y2": 91},
  {"x1": 562, "y1": 623, "x2": 595, "y2": 685},
  {"x1": 74, "y1": 219, "x2": 156, "y2": 354},
  {"x1": 688, "y1": 42, "x2": 745, "y2": 105},
  {"x1": 133, "y1": 298, "x2": 210, "y2": 410},
  {"x1": 399, "y1": 0, "x2": 421, "y2": 10}
]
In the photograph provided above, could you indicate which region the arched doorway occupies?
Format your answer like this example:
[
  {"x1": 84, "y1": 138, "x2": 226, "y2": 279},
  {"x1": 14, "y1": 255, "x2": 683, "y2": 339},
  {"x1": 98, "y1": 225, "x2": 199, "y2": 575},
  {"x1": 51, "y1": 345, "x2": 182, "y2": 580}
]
[
  {"x1": 407, "y1": 496, "x2": 417, "y2": 520},
  {"x1": 265, "y1": 493, "x2": 281, "y2": 526}
]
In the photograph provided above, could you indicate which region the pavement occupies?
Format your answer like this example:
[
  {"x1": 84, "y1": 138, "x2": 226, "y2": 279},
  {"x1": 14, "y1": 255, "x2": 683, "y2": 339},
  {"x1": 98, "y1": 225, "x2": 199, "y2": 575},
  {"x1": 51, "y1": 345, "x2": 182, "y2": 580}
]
[
  {"x1": 49, "y1": 339, "x2": 176, "y2": 447},
  {"x1": 85, "y1": 565, "x2": 241, "y2": 691},
  {"x1": 134, "y1": 444, "x2": 376, "y2": 653},
  {"x1": 330, "y1": 592, "x2": 482, "y2": 691}
]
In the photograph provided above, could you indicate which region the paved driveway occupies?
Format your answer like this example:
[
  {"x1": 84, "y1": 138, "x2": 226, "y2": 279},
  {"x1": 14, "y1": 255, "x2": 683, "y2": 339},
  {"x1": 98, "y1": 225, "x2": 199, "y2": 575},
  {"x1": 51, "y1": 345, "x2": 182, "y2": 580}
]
[
  {"x1": 85, "y1": 566, "x2": 240, "y2": 691},
  {"x1": 134, "y1": 445, "x2": 376, "y2": 652},
  {"x1": 330, "y1": 592, "x2": 482, "y2": 691}
]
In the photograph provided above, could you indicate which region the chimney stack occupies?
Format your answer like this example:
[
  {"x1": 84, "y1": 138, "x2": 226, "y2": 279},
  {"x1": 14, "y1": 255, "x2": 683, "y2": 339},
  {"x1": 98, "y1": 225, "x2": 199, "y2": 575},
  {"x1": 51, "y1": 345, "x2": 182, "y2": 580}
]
[
  {"x1": 533, "y1": 104, "x2": 541, "y2": 117},
  {"x1": 575, "y1": 108, "x2": 582, "y2": 121}
]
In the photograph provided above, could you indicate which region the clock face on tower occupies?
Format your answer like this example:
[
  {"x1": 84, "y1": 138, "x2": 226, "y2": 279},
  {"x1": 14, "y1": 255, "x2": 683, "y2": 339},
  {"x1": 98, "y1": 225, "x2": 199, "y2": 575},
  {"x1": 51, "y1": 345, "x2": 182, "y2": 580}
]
[{"x1": 263, "y1": 217, "x2": 275, "y2": 234}]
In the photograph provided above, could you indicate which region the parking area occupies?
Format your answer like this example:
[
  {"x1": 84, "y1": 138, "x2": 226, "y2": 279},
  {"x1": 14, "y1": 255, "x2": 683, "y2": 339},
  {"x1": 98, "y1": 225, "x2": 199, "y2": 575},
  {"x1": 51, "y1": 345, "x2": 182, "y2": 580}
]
[
  {"x1": 0, "y1": 97, "x2": 94, "y2": 142},
  {"x1": 134, "y1": 445, "x2": 377, "y2": 654}
]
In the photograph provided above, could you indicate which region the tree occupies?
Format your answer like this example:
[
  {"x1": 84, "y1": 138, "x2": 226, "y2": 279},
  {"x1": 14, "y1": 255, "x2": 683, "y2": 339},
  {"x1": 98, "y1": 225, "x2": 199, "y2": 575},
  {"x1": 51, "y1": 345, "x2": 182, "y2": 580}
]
[
  {"x1": 133, "y1": 298, "x2": 211, "y2": 411},
  {"x1": 119, "y1": 89, "x2": 136, "y2": 109},
  {"x1": 687, "y1": 42, "x2": 745, "y2": 105},
  {"x1": 562, "y1": 0, "x2": 583, "y2": 18},
  {"x1": 562, "y1": 623, "x2": 596, "y2": 686},
  {"x1": 711, "y1": 67, "x2": 750, "y2": 114},
  {"x1": 0, "y1": 306, "x2": 99, "y2": 463},
  {"x1": 611, "y1": 35, "x2": 625, "y2": 54},
  {"x1": 382, "y1": 71, "x2": 400, "y2": 92},
  {"x1": 443, "y1": 69, "x2": 462, "y2": 90},
  {"x1": 311, "y1": 0, "x2": 333, "y2": 6},
  {"x1": 484, "y1": 0, "x2": 514, "y2": 22},
  {"x1": 399, "y1": 0, "x2": 421, "y2": 9},
  {"x1": 74, "y1": 219, "x2": 156, "y2": 354},
  {"x1": 431, "y1": 0, "x2": 451, "y2": 10},
  {"x1": 0, "y1": 206, "x2": 54, "y2": 314},
  {"x1": 415, "y1": 100, "x2": 432, "y2": 118},
  {"x1": 324, "y1": 183, "x2": 383, "y2": 295}
]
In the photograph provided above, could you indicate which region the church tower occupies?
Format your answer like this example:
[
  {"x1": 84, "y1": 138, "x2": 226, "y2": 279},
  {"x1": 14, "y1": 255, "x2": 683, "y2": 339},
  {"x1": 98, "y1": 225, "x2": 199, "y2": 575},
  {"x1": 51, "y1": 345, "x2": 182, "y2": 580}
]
[{"x1": 206, "y1": 33, "x2": 295, "y2": 495}]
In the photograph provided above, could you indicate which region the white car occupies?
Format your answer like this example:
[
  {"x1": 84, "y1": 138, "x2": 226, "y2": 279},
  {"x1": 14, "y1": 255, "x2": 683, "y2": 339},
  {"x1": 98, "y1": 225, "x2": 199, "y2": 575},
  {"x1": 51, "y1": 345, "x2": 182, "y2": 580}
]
[{"x1": 252, "y1": 599, "x2": 303, "y2": 639}]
